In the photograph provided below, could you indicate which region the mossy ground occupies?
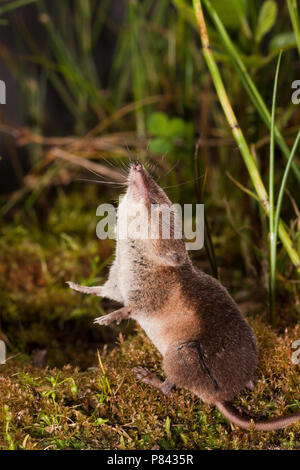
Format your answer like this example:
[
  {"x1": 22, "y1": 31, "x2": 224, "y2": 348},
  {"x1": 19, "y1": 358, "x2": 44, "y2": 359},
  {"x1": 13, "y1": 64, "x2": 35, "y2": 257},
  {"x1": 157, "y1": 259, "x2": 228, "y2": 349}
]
[
  {"x1": 0, "y1": 187, "x2": 299, "y2": 450},
  {"x1": 0, "y1": 319, "x2": 299, "y2": 450}
]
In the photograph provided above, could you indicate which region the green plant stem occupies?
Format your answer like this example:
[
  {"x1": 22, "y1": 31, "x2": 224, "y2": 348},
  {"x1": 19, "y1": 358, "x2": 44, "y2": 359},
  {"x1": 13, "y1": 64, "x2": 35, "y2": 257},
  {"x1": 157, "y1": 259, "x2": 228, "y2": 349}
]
[
  {"x1": 194, "y1": 145, "x2": 218, "y2": 278},
  {"x1": 192, "y1": 0, "x2": 300, "y2": 276},
  {"x1": 269, "y1": 52, "x2": 282, "y2": 326},
  {"x1": 202, "y1": 0, "x2": 300, "y2": 184}
]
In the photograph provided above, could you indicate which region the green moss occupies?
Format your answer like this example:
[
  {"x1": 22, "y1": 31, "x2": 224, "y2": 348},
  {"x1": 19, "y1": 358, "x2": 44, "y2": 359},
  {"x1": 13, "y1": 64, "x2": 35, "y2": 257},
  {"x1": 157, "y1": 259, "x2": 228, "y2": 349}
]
[{"x1": 0, "y1": 319, "x2": 299, "y2": 450}]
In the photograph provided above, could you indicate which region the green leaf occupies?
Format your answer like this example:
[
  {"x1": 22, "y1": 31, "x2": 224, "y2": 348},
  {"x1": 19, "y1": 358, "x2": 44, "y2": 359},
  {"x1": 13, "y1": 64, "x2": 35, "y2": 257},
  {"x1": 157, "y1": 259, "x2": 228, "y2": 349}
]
[
  {"x1": 269, "y1": 32, "x2": 297, "y2": 52},
  {"x1": 167, "y1": 118, "x2": 186, "y2": 139},
  {"x1": 255, "y1": 1, "x2": 278, "y2": 43},
  {"x1": 93, "y1": 417, "x2": 109, "y2": 426},
  {"x1": 165, "y1": 416, "x2": 171, "y2": 440},
  {"x1": 212, "y1": 0, "x2": 247, "y2": 30},
  {"x1": 147, "y1": 112, "x2": 169, "y2": 136},
  {"x1": 148, "y1": 138, "x2": 172, "y2": 155}
]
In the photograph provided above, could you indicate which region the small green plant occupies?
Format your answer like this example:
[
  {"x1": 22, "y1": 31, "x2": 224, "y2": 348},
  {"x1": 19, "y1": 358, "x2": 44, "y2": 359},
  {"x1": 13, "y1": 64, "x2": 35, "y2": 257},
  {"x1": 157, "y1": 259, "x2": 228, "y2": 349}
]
[
  {"x1": 4, "y1": 406, "x2": 15, "y2": 450},
  {"x1": 147, "y1": 112, "x2": 193, "y2": 156},
  {"x1": 97, "y1": 349, "x2": 111, "y2": 401}
]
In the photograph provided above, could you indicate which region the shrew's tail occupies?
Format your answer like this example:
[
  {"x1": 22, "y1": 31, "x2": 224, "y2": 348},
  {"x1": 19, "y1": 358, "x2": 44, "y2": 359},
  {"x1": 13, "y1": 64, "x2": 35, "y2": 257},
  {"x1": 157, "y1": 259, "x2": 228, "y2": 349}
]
[{"x1": 216, "y1": 401, "x2": 300, "y2": 431}]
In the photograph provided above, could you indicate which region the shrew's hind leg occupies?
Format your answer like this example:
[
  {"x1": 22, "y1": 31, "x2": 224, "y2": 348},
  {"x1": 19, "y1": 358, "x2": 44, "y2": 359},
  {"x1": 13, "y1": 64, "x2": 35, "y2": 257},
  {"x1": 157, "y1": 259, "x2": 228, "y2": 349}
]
[
  {"x1": 163, "y1": 341, "x2": 221, "y2": 402},
  {"x1": 134, "y1": 367, "x2": 174, "y2": 396}
]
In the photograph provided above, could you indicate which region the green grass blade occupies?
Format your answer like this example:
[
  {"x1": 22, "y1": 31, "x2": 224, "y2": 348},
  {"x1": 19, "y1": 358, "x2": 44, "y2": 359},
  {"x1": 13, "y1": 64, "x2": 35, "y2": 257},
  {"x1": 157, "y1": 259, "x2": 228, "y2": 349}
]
[
  {"x1": 287, "y1": 0, "x2": 300, "y2": 56},
  {"x1": 269, "y1": 51, "x2": 282, "y2": 326},
  {"x1": 274, "y1": 130, "x2": 300, "y2": 250},
  {"x1": 0, "y1": 0, "x2": 38, "y2": 15}
]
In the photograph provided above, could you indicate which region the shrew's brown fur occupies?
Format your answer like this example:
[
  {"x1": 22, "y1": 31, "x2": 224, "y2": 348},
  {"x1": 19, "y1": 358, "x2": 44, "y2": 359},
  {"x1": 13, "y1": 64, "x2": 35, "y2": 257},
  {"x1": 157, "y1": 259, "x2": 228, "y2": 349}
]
[{"x1": 68, "y1": 162, "x2": 300, "y2": 431}]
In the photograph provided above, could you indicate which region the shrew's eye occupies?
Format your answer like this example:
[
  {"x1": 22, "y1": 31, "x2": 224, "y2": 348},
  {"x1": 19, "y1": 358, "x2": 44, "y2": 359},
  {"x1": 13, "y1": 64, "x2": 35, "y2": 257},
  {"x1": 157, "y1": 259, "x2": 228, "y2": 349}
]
[{"x1": 151, "y1": 202, "x2": 158, "y2": 208}]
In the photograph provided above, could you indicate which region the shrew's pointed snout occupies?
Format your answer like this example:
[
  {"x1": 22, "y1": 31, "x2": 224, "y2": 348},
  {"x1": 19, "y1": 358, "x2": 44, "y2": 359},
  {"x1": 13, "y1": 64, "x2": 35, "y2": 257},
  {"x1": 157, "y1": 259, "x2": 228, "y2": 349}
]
[
  {"x1": 132, "y1": 161, "x2": 143, "y2": 172},
  {"x1": 128, "y1": 161, "x2": 148, "y2": 199}
]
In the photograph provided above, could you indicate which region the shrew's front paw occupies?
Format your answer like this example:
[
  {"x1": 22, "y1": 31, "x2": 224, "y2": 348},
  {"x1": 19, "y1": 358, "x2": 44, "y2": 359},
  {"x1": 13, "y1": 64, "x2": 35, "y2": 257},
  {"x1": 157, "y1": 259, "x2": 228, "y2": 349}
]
[
  {"x1": 94, "y1": 316, "x2": 111, "y2": 326},
  {"x1": 66, "y1": 281, "x2": 81, "y2": 291},
  {"x1": 66, "y1": 282, "x2": 102, "y2": 296},
  {"x1": 94, "y1": 307, "x2": 131, "y2": 326}
]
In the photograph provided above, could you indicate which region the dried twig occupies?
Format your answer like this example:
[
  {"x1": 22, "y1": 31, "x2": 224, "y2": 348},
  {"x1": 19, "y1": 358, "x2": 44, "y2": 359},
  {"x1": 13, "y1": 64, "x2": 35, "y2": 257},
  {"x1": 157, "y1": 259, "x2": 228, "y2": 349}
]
[{"x1": 50, "y1": 148, "x2": 126, "y2": 182}]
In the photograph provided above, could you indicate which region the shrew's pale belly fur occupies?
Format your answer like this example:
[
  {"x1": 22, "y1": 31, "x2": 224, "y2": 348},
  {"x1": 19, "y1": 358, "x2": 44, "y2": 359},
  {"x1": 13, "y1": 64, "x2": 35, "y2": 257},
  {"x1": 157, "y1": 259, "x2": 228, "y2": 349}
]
[{"x1": 134, "y1": 314, "x2": 169, "y2": 356}]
